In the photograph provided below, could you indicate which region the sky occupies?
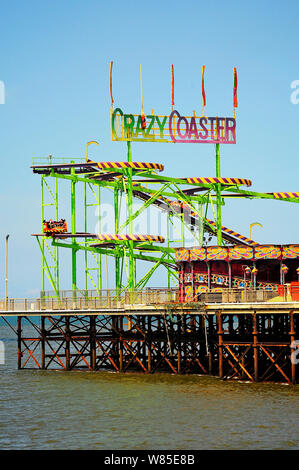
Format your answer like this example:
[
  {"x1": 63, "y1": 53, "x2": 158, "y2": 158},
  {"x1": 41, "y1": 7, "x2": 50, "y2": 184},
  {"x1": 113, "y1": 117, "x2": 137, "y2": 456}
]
[{"x1": 0, "y1": 0, "x2": 299, "y2": 297}]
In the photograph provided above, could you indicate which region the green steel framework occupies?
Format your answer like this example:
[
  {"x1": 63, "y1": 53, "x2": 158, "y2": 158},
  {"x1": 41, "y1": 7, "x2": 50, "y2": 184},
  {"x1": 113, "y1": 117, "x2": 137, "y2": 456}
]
[{"x1": 32, "y1": 142, "x2": 299, "y2": 299}]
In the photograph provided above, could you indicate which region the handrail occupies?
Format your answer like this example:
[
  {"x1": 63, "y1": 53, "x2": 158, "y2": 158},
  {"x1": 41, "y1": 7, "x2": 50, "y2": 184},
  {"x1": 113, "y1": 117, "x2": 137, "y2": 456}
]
[{"x1": 0, "y1": 286, "x2": 298, "y2": 312}]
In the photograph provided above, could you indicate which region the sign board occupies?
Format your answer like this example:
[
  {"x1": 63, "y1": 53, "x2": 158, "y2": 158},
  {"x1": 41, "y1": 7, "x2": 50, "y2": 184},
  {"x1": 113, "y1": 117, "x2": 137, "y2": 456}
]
[{"x1": 111, "y1": 108, "x2": 236, "y2": 144}]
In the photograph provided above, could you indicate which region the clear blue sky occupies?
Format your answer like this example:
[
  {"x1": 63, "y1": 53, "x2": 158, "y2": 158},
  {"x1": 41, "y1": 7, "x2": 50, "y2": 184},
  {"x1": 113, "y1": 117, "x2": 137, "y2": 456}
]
[{"x1": 0, "y1": 0, "x2": 299, "y2": 296}]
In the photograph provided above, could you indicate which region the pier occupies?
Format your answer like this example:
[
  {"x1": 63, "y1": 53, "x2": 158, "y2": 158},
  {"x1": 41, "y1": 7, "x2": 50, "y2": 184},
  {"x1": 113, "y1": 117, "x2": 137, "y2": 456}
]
[
  {"x1": 6, "y1": 65, "x2": 297, "y2": 386},
  {"x1": 1, "y1": 288, "x2": 297, "y2": 384}
]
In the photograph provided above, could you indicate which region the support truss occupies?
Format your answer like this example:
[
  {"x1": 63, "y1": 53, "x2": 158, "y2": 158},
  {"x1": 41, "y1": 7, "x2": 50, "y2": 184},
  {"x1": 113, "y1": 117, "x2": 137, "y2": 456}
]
[{"x1": 15, "y1": 311, "x2": 298, "y2": 384}]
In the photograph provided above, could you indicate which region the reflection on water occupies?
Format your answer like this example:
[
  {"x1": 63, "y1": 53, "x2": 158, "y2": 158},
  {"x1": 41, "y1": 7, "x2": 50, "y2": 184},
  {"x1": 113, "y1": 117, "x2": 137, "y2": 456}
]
[{"x1": 0, "y1": 326, "x2": 298, "y2": 450}]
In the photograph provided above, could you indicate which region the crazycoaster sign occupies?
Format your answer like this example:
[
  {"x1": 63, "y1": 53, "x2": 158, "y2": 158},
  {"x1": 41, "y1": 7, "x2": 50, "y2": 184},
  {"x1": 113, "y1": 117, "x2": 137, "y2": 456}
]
[{"x1": 111, "y1": 108, "x2": 236, "y2": 144}]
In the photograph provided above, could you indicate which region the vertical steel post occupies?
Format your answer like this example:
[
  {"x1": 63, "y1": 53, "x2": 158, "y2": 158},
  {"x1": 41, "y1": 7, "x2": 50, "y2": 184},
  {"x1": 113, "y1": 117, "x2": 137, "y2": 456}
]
[
  {"x1": 41, "y1": 175, "x2": 45, "y2": 296},
  {"x1": 217, "y1": 312, "x2": 223, "y2": 378},
  {"x1": 127, "y1": 141, "x2": 134, "y2": 291},
  {"x1": 119, "y1": 316, "x2": 123, "y2": 372},
  {"x1": 147, "y1": 315, "x2": 152, "y2": 372},
  {"x1": 71, "y1": 165, "x2": 77, "y2": 298},
  {"x1": 55, "y1": 177, "x2": 59, "y2": 292},
  {"x1": 182, "y1": 315, "x2": 187, "y2": 365},
  {"x1": 17, "y1": 316, "x2": 22, "y2": 370},
  {"x1": 167, "y1": 213, "x2": 171, "y2": 288},
  {"x1": 208, "y1": 316, "x2": 213, "y2": 374},
  {"x1": 65, "y1": 316, "x2": 71, "y2": 370},
  {"x1": 97, "y1": 186, "x2": 102, "y2": 291},
  {"x1": 177, "y1": 314, "x2": 182, "y2": 373},
  {"x1": 215, "y1": 143, "x2": 223, "y2": 246},
  {"x1": 5, "y1": 235, "x2": 9, "y2": 310},
  {"x1": 114, "y1": 185, "x2": 120, "y2": 295},
  {"x1": 41, "y1": 316, "x2": 46, "y2": 369},
  {"x1": 253, "y1": 312, "x2": 259, "y2": 381},
  {"x1": 289, "y1": 311, "x2": 296, "y2": 384},
  {"x1": 84, "y1": 181, "x2": 88, "y2": 294},
  {"x1": 90, "y1": 315, "x2": 97, "y2": 370}
]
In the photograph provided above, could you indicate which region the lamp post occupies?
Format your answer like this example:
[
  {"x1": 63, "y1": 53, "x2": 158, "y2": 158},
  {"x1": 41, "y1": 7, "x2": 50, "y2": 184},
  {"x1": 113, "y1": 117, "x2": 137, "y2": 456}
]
[
  {"x1": 5, "y1": 235, "x2": 9, "y2": 310},
  {"x1": 86, "y1": 141, "x2": 99, "y2": 162},
  {"x1": 281, "y1": 263, "x2": 288, "y2": 284},
  {"x1": 244, "y1": 265, "x2": 251, "y2": 280},
  {"x1": 252, "y1": 266, "x2": 258, "y2": 290},
  {"x1": 242, "y1": 265, "x2": 251, "y2": 301},
  {"x1": 281, "y1": 264, "x2": 289, "y2": 301},
  {"x1": 242, "y1": 265, "x2": 251, "y2": 288},
  {"x1": 249, "y1": 222, "x2": 263, "y2": 240}
]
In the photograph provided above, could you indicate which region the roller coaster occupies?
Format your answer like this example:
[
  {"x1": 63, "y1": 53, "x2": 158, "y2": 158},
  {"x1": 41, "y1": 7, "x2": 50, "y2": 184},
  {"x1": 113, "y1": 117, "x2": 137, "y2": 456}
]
[
  {"x1": 9, "y1": 64, "x2": 298, "y2": 382},
  {"x1": 32, "y1": 150, "x2": 299, "y2": 299},
  {"x1": 31, "y1": 64, "x2": 299, "y2": 299}
]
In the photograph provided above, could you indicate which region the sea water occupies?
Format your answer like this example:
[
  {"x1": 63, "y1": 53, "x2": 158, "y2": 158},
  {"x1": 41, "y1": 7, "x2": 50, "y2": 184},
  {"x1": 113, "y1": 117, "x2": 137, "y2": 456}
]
[{"x1": 0, "y1": 324, "x2": 298, "y2": 450}]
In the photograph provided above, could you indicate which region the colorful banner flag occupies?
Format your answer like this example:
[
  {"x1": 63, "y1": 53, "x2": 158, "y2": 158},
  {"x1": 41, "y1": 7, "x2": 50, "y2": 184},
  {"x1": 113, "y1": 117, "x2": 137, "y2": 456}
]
[
  {"x1": 171, "y1": 64, "x2": 174, "y2": 107},
  {"x1": 110, "y1": 61, "x2": 114, "y2": 106},
  {"x1": 233, "y1": 67, "x2": 238, "y2": 108},
  {"x1": 202, "y1": 65, "x2": 206, "y2": 108}
]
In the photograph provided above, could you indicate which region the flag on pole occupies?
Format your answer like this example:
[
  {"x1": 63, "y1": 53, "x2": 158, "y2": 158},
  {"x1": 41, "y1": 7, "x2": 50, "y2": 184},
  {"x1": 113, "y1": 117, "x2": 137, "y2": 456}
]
[
  {"x1": 233, "y1": 67, "x2": 238, "y2": 108},
  {"x1": 110, "y1": 61, "x2": 114, "y2": 106},
  {"x1": 140, "y1": 64, "x2": 146, "y2": 128},
  {"x1": 171, "y1": 64, "x2": 174, "y2": 107},
  {"x1": 201, "y1": 65, "x2": 206, "y2": 108}
]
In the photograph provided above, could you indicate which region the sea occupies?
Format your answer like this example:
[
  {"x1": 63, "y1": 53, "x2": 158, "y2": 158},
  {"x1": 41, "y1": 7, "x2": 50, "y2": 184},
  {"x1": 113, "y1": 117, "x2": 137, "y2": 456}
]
[{"x1": 0, "y1": 323, "x2": 298, "y2": 451}]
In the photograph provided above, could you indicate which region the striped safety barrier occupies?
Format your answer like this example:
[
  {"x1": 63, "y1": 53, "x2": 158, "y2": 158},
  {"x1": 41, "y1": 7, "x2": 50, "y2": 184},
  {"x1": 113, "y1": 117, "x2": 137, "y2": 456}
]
[
  {"x1": 185, "y1": 177, "x2": 252, "y2": 187},
  {"x1": 271, "y1": 192, "x2": 299, "y2": 199},
  {"x1": 206, "y1": 220, "x2": 258, "y2": 246},
  {"x1": 88, "y1": 160, "x2": 164, "y2": 172},
  {"x1": 95, "y1": 234, "x2": 165, "y2": 243}
]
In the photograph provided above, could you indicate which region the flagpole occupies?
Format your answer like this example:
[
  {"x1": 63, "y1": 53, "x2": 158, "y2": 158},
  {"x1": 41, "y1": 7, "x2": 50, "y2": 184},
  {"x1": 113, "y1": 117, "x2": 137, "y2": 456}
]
[
  {"x1": 171, "y1": 64, "x2": 174, "y2": 111},
  {"x1": 202, "y1": 65, "x2": 206, "y2": 116}
]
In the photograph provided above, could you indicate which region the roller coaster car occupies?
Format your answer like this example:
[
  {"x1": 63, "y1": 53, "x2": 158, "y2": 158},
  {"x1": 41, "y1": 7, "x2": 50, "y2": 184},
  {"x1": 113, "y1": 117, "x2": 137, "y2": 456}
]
[{"x1": 43, "y1": 219, "x2": 67, "y2": 235}]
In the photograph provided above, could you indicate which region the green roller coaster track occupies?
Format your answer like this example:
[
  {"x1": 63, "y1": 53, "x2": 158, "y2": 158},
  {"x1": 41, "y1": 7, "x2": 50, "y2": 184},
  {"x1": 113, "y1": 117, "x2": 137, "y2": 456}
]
[{"x1": 32, "y1": 141, "x2": 299, "y2": 299}]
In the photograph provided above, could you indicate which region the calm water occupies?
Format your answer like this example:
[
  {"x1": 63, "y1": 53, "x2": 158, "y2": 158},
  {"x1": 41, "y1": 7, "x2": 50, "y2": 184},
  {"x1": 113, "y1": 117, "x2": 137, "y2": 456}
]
[{"x1": 0, "y1": 325, "x2": 298, "y2": 450}]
